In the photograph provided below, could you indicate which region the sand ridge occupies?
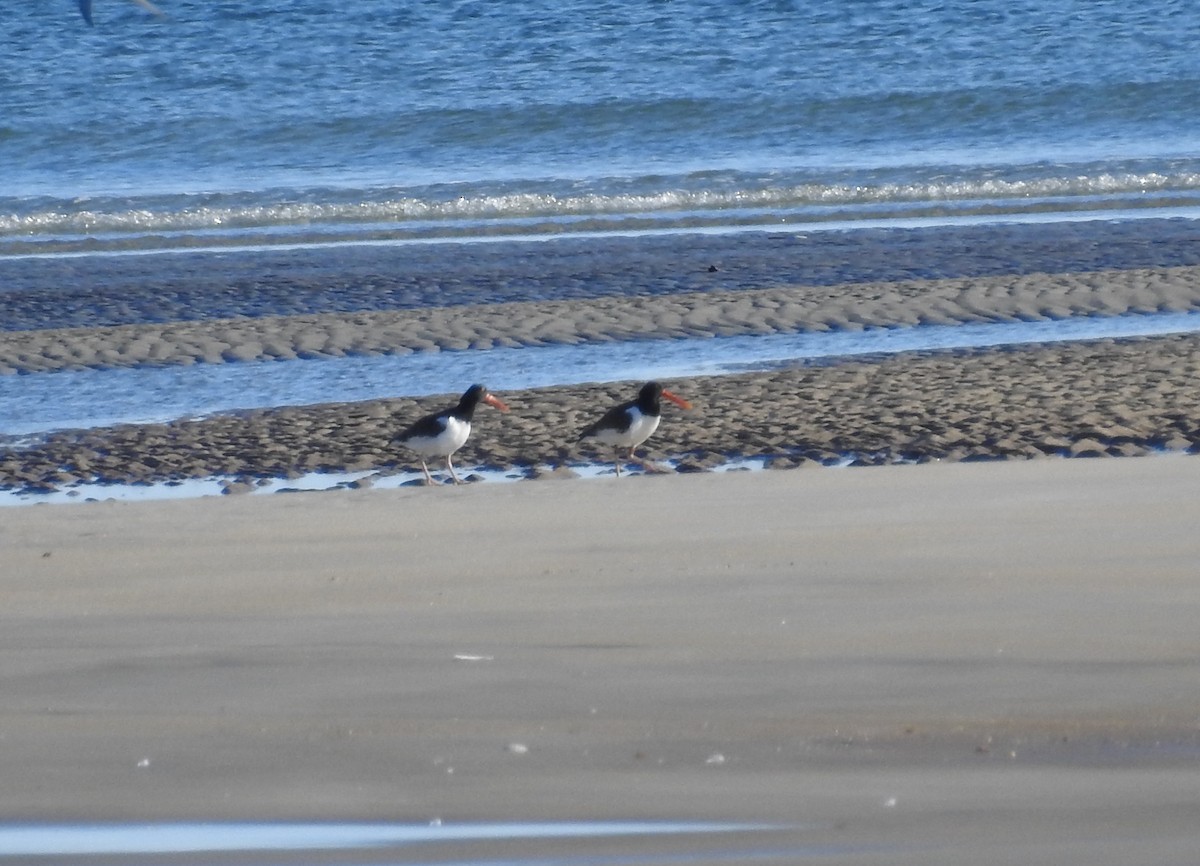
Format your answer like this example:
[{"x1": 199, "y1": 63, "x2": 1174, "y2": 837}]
[{"x1": 2, "y1": 265, "x2": 1199, "y2": 374}]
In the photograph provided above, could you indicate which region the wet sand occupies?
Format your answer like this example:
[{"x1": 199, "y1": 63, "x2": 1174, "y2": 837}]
[
  {"x1": 3, "y1": 458, "x2": 1200, "y2": 864},
  {"x1": 5, "y1": 263, "x2": 1200, "y2": 492},
  {"x1": 6, "y1": 332, "x2": 1200, "y2": 493}
]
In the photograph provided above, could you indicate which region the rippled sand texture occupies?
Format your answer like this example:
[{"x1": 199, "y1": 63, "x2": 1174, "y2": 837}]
[
  {"x1": 3, "y1": 266, "x2": 1200, "y2": 374},
  {"x1": 6, "y1": 221, "x2": 1200, "y2": 491},
  {"x1": 4, "y1": 264, "x2": 1200, "y2": 490}
]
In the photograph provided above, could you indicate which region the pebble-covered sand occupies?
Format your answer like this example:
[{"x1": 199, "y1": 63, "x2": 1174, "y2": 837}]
[{"x1": 4, "y1": 260, "x2": 1200, "y2": 493}]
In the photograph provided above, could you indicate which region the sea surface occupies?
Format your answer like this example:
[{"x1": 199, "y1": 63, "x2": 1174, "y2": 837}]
[
  {"x1": 3, "y1": 0, "x2": 1200, "y2": 438},
  {"x1": 4, "y1": 0, "x2": 1200, "y2": 254}
]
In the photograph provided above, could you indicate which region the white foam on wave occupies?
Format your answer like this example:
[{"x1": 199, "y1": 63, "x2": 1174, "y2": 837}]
[{"x1": 4, "y1": 163, "x2": 1199, "y2": 243}]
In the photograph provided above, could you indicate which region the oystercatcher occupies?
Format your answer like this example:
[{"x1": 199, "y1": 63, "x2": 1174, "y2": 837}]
[
  {"x1": 395, "y1": 384, "x2": 510, "y2": 485},
  {"x1": 578, "y1": 381, "x2": 692, "y2": 477}
]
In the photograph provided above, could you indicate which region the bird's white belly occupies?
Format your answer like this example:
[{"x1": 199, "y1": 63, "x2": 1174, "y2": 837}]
[
  {"x1": 594, "y1": 411, "x2": 659, "y2": 448},
  {"x1": 406, "y1": 418, "x2": 471, "y2": 458}
]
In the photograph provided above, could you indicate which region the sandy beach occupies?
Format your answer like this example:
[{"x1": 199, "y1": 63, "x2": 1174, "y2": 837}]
[
  {"x1": 4, "y1": 265, "x2": 1200, "y2": 375},
  {"x1": 3, "y1": 457, "x2": 1200, "y2": 864},
  {"x1": 4, "y1": 226, "x2": 1200, "y2": 863},
  {"x1": 11, "y1": 0, "x2": 1200, "y2": 857}
]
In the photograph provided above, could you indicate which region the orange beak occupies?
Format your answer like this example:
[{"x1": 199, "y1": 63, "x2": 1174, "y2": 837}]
[
  {"x1": 484, "y1": 394, "x2": 510, "y2": 412},
  {"x1": 662, "y1": 389, "x2": 692, "y2": 410}
]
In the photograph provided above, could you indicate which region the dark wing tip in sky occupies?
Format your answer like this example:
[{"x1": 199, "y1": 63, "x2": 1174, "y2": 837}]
[{"x1": 78, "y1": 0, "x2": 94, "y2": 25}]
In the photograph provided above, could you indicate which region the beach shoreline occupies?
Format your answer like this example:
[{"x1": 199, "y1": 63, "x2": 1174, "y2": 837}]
[{"x1": 11, "y1": 0, "x2": 1200, "y2": 856}]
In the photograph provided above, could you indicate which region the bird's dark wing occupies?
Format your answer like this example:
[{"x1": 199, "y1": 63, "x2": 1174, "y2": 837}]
[
  {"x1": 579, "y1": 402, "x2": 633, "y2": 439},
  {"x1": 78, "y1": 0, "x2": 94, "y2": 25},
  {"x1": 397, "y1": 410, "x2": 450, "y2": 443}
]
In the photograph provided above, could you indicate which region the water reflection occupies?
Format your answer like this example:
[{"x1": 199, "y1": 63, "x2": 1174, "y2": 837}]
[{"x1": 0, "y1": 821, "x2": 773, "y2": 857}]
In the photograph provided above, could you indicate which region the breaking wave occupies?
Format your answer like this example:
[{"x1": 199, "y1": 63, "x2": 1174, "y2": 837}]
[{"x1": 4, "y1": 161, "x2": 1200, "y2": 254}]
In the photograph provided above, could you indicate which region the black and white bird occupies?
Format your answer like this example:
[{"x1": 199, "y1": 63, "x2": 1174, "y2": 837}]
[
  {"x1": 578, "y1": 381, "x2": 692, "y2": 477},
  {"x1": 77, "y1": 0, "x2": 164, "y2": 26},
  {"x1": 395, "y1": 384, "x2": 510, "y2": 485}
]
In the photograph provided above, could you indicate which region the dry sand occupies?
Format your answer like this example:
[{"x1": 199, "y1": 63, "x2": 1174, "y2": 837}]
[{"x1": 3, "y1": 457, "x2": 1200, "y2": 864}]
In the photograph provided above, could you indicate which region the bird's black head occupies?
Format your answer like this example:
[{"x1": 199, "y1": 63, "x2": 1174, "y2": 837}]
[
  {"x1": 456, "y1": 384, "x2": 510, "y2": 416},
  {"x1": 637, "y1": 381, "x2": 664, "y2": 409},
  {"x1": 460, "y1": 384, "x2": 488, "y2": 408},
  {"x1": 637, "y1": 381, "x2": 691, "y2": 413}
]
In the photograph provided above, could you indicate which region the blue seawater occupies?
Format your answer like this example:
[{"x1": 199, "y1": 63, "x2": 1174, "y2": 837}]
[{"x1": 3, "y1": 0, "x2": 1200, "y2": 255}]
